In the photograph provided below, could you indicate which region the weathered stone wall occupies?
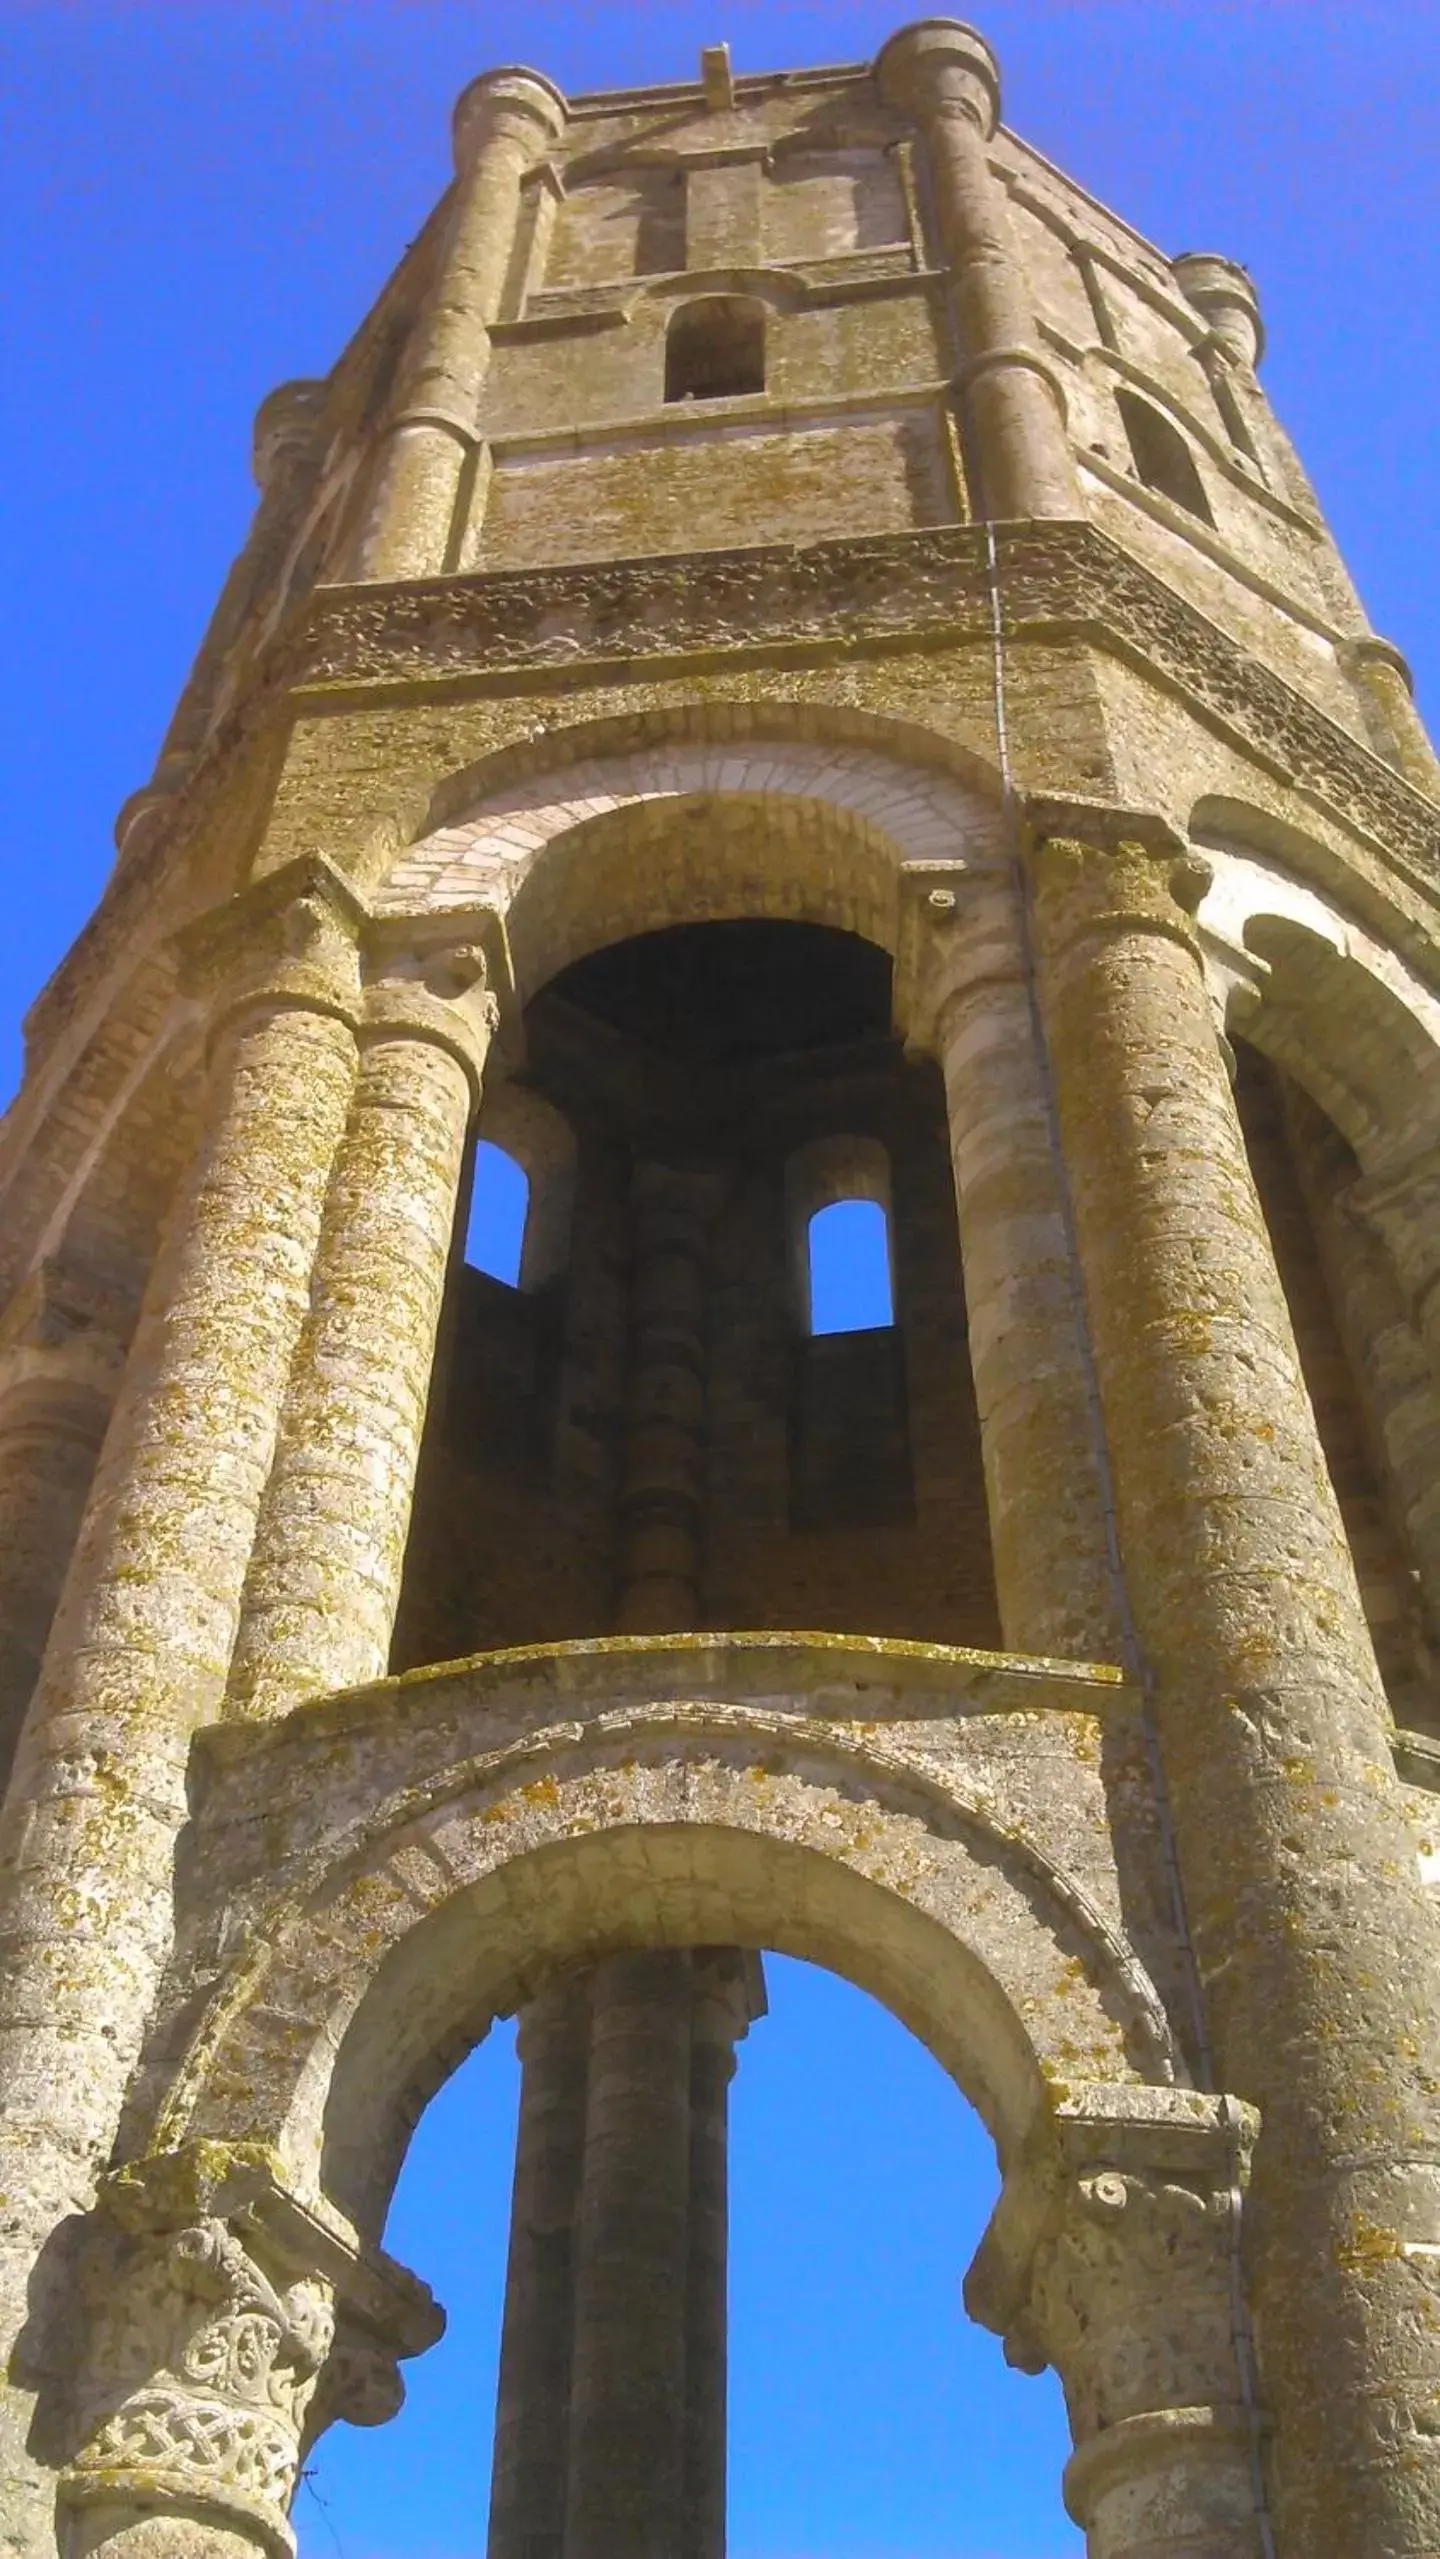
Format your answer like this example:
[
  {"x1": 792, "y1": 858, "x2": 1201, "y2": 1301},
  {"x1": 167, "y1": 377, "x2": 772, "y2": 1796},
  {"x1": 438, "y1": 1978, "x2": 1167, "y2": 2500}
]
[{"x1": 2, "y1": 19, "x2": 1440, "y2": 2559}]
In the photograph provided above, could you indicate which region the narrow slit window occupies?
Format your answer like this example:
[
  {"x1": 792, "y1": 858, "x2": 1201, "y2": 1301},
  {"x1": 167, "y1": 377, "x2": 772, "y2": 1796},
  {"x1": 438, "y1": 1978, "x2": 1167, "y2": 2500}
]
[
  {"x1": 465, "y1": 1142, "x2": 529, "y2": 1287},
  {"x1": 807, "y1": 1198, "x2": 894, "y2": 1336},
  {"x1": 1116, "y1": 388, "x2": 1213, "y2": 523},
  {"x1": 665, "y1": 295, "x2": 766, "y2": 402}
]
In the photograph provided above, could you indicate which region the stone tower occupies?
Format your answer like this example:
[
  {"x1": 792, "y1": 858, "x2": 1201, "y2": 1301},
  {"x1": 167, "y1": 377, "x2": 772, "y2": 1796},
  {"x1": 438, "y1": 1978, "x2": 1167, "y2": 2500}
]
[{"x1": 3, "y1": 16, "x2": 1440, "y2": 2558}]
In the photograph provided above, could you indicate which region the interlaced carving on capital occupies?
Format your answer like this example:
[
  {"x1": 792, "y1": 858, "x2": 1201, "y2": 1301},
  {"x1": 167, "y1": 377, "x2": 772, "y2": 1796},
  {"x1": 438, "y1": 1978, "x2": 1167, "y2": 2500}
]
[
  {"x1": 63, "y1": 2214, "x2": 333, "y2": 2557},
  {"x1": 60, "y1": 2143, "x2": 443, "y2": 2559},
  {"x1": 175, "y1": 855, "x2": 368, "y2": 1053}
]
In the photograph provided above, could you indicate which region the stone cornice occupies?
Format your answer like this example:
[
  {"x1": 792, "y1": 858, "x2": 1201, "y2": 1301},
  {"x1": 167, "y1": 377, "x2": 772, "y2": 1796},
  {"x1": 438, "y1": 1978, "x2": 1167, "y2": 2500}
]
[
  {"x1": 31, "y1": 521, "x2": 1440, "y2": 1104},
  {"x1": 279, "y1": 521, "x2": 1440, "y2": 898}
]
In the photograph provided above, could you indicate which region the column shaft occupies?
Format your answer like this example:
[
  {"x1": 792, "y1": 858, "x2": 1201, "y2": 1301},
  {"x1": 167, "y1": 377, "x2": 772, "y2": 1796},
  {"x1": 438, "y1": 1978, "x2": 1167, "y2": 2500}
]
[
  {"x1": 911, "y1": 876, "x2": 1122, "y2": 1660},
  {"x1": 115, "y1": 384, "x2": 327, "y2": 867},
  {"x1": 878, "y1": 26, "x2": 1079, "y2": 521},
  {"x1": 1030, "y1": 822, "x2": 1440, "y2": 2557},
  {"x1": 0, "y1": 975, "x2": 356, "y2": 2553},
  {"x1": 489, "y1": 1978, "x2": 592, "y2": 2559},
  {"x1": 685, "y1": 1954, "x2": 757, "y2": 2559},
  {"x1": 226, "y1": 948, "x2": 491, "y2": 1719},
  {"x1": 0, "y1": 1378, "x2": 111, "y2": 1798},
  {"x1": 354, "y1": 73, "x2": 564, "y2": 582},
  {"x1": 1344, "y1": 641, "x2": 1440, "y2": 798},
  {"x1": 615, "y1": 1160, "x2": 717, "y2": 1634},
  {"x1": 563, "y1": 1951, "x2": 694, "y2": 2559}
]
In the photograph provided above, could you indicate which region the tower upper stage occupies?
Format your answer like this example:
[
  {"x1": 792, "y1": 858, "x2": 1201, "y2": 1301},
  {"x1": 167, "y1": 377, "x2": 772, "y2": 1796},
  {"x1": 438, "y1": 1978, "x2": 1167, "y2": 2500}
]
[{"x1": 123, "y1": 11, "x2": 1434, "y2": 868}]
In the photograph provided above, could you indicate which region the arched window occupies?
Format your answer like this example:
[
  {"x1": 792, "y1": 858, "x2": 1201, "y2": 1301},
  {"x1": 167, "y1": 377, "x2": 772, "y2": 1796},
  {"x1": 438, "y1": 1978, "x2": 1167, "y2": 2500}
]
[
  {"x1": 466, "y1": 1088, "x2": 578, "y2": 1293},
  {"x1": 1116, "y1": 387, "x2": 1213, "y2": 523},
  {"x1": 787, "y1": 1135, "x2": 895, "y2": 1335},
  {"x1": 807, "y1": 1197, "x2": 894, "y2": 1334},
  {"x1": 665, "y1": 295, "x2": 766, "y2": 402},
  {"x1": 464, "y1": 1141, "x2": 530, "y2": 1287}
]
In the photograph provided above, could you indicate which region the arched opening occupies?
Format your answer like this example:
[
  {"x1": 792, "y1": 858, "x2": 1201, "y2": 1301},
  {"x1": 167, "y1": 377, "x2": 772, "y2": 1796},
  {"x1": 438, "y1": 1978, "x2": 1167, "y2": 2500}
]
[
  {"x1": 664, "y1": 294, "x2": 767, "y2": 401},
  {"x1": 295, "y1": 1955, "x2": 1079, "y2": 2559},
  {"x1": 1232, "y1": 1037, "x2": 1436, "y2": 1722},
  {"x1": 466, "y1": 1140, "x2": 530, "y2": 1286},
  {"x1": 392, "y1": 912, "x2": 999, "y2": 1661},
  {"x1": 1116, "y1": 386, "x2": 1213, "y2": 522},
  {"x1": 807, "y1": 1196, "x2": 894, "y2": 1332},
  {"x1": 787, "y1": 1134, "x2": 896, "y2": 1338}
]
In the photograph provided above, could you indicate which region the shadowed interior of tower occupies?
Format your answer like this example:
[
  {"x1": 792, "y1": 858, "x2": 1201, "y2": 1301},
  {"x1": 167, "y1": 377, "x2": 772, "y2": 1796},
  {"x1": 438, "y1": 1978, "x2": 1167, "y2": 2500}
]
[{"x1": 392, "y1": 914, "x2": 1000, "y2": 1666}]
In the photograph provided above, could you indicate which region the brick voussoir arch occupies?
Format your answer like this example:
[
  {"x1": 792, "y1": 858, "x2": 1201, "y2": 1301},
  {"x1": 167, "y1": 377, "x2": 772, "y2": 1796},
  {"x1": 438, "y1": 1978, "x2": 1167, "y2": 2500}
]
[
  {"x1": 376, "y1": 723, "x2": 1009, "y2": 995},
  {"x1": 1193, "y1": 813, "x2": 1440, "y2": 1162},
  {"x1": 149, "y1": 1640, "x2": 1178, "y2": 2241}
]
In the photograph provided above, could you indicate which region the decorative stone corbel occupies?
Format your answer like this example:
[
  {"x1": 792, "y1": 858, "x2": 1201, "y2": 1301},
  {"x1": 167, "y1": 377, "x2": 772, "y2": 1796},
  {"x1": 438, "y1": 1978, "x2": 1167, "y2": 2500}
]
[
  {"x1": 967, "y1": 2087, "x2": 1267, "y2": 2558},
  {"x1": 60, "y1": 2143, "x2": 442, "y2": 2559}
]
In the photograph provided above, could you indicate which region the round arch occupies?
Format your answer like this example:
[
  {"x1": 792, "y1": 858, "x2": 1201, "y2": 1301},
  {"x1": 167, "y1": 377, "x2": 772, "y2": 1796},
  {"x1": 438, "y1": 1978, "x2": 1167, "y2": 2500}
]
[
  {"x1": 151, "y1": 1641, "x2": 1174, "y2": 2246},
  {"x1": 1192, "y1": 819, "x2": 1440, "y2": 1163},
  {"x1": 377, "y1": 720, "x2": 1007, "y2": 1004}
]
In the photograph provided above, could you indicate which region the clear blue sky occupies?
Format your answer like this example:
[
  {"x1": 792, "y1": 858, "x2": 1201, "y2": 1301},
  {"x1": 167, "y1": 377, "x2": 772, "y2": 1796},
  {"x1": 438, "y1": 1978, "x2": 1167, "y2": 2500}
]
[{"x1": 3, "y1": 6, "x2": 1436, "y2": 2554}]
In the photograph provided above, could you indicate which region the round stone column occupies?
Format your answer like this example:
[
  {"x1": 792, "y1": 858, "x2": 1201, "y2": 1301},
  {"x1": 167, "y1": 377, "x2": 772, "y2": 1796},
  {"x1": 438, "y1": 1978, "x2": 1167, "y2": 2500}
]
[
  {"x1": 0, "y1": 1297, "x2": 119, "y2": 1799},
  {"x1": 1028, "y1": 806, "x2": 1440, "y2": 2559},
  {"x1": 563, "y1": 1950, "x2": 694, "y2": 2559},
  {"x1": 116, "y1": 380, "x2": 328, "y2": 870},
  {"x1": 0, "y1": 861, "x2": 362, "y2": 2556},
  {"x1": 899, "y1": 871, "x2": 1122, "y2": 1661},
  {"x1": 353, "y1": 68, "x2": 566, "y2": 582},
  {"x1": 225, "y1": 922, "x2": 498, "y2": 1719},
  {"x1": 615, "y1": 1158, "x2": 722, "y2": 1635},
  {"x1": 1341, "y1": 639, "x2": 1440, "y2": 798},
  {"x1": 876, "y1": 21, "x2": 1079, "y2": 521},
  {"x1": 685, "y1": 1951, "x2": 762, "y2": 2559},
  {"x1": 488, "y1": 1976, "x2": 592, "y2": 2559}
]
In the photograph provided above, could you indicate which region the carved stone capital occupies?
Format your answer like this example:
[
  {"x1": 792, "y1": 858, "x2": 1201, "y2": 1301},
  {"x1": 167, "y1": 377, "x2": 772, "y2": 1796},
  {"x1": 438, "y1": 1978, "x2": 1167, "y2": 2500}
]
[
  {"x1": 690, "y1": 1946, "x2": 768, "y2": 2057},
  {"x1": 1024, "y1": 801, "x2": 1212, "y2": 960},
  {"x1": 175, "y1": 857, "x2": 368, "y2": 1056},
  {"x1": 968, "y1": 2088, "x2": 1265, "y2": 2552},
  {"x1": 360, "y1": 905, "x2": 512, "y2": 1101},
  {"x1": 0, "y1": 1260, "x2": 130, "y2": 1411},
  {"x1": 60, "y1": 2144, "x2": 443, "y2": 2559},
  {"x1": 892, "y1": 863, "x2": 1026, "y2": 1054}
]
